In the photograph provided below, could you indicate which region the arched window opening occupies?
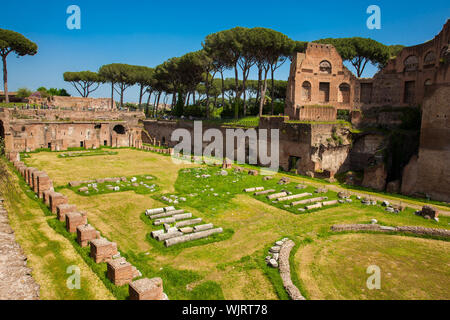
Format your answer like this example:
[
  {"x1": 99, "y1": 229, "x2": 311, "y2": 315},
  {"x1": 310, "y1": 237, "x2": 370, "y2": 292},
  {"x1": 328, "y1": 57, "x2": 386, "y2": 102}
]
[
  {"x1": 404, "y1": 55, "x2": 419, "y2": 72},
  {"x1": 301, "y1": 81, "x2": 311, "y2": 102},
  {"x1": 113, "y1": 125, "x2": 126, "y2": 135},
  {"x1": 424, "y1": 51, "x2": 436, "y2": 66}
]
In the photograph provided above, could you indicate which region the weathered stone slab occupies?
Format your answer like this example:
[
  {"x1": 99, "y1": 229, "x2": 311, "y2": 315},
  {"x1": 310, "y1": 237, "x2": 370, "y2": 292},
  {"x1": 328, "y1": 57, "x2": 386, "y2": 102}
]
[
  {"x1": 149, "y1": 209, "x2": 184, "y2": 220},
  {"x1": 146, "y1": 208, "x2": 164, "y2": 215},
  {"x1": 267, "y1": 192, "x2": 288, "y2": 200},
  {"x1": 322, "y1": 200, "x2": 338, "y2": 206},
  {"x1": 164, "y1": 228, "x2": 223, "y2": 247},
  {"x1": 291, "y1": 197, "x2": 327, "y2": 206},
  {"x1": 277, "y1": 193, "x2": 312, "y2": 202},
  {"x1": 155, "y1": 231, "x2": 183, "y2": 241},
  {"x1": 175, "y1": 218, "x2": 202, "y2": 228},
  {"x1": 193, "y1": 224, "x2": 213, "y2": 232},
  {"x1": 254, "y1": 189, "x2": 276, "y2": 196},
  {"x1": 305, "y1": 203, "x2": 323, "y2": 210}
]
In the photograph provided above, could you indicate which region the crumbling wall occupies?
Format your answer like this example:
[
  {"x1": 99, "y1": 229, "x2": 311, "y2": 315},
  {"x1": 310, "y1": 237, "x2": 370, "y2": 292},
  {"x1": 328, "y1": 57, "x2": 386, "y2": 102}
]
[{"x1": 412, "y1": 84, "x2": 450, "y2": 201}]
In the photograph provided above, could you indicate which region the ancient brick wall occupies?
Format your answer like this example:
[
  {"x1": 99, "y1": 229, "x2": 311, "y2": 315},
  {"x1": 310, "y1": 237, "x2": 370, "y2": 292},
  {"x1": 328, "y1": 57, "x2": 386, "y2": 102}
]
[
  {"x1": 357, "y1": 20, "x2": 450, "y2": 108},
  {"x1": 411, "y1": 84, "x2": 450, "y2": 201},
  {"x1": 27, "y1": 96, "x2": 116, "y2": 110},
  {"x1": 143, "y1": 117, "x2": 352, "y2": 176}
]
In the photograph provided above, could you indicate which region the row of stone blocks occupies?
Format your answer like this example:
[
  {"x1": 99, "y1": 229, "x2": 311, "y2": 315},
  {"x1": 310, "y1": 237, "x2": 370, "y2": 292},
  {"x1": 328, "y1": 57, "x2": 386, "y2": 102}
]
[
  {"x1": 141, "y1": 145, "x2": 174, "y2": 155},
  {"x1": 12, "y1": 155, "x2": 166, "y2": 300}
]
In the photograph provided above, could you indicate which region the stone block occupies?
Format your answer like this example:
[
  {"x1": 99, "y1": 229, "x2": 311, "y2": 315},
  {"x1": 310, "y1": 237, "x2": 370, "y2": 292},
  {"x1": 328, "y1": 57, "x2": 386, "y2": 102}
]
[
  {"x1": 90, "y1": 238, "x2": 118, "y2": 263},
  {"x1": 107, "y1": 258, "x2": 134, "y2": 286},
  {"x1": 26, "y1": 168, "x2": 38, "y2": 186},
  {"x1": 129, "y1": 278, "x2": 164, "y2": 300},
  {"x1": 57, "y1": 204, "x2": 77, "y2": 221},
  {"x1": 32, "y1": 171, "x2": 46, "y2": 193},
  {"x1": 43, "y1": 190, "x2": 54, "y2": 206},
  {"x1": 37, "y1": 174, "x2": 53, "y2": 198},
  {"x1": 49, "y1": 192, "x2": 68, "y2": 214},
  {"x1": 76, "y1": 224, "x2": 100, "y2": 247},
  {"x1": 65, "y1": 212, "x2": 88, "y2": 233}
]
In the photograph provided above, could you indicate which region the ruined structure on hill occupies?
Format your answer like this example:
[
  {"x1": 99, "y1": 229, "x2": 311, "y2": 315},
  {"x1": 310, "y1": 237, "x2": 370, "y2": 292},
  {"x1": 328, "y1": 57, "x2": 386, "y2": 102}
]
[
  {"x1": 285, "y1": 43, "x2": 356, "y2": 121},
  {"x1": 27, "y1": 96, "x2": 116, "y2": 110},
  {"x1": 0, "y1": 108, "x2": 144, "y2": 152},
  {"x1": 285, "y1": 20, "x2": 450, "y2": 122}
]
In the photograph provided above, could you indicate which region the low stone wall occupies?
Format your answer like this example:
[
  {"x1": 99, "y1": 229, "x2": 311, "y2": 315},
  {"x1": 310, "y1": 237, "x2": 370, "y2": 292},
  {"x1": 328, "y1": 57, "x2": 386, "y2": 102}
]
[
  {"x1": 0, "y1": 198, "x2": 40, "y2": 300},
  {"x1": 331, "y1": 224, "x2": 450, "y2": 238},
  {"x1": 279, "y1": 240, "x2": 305, "y2": 301}
]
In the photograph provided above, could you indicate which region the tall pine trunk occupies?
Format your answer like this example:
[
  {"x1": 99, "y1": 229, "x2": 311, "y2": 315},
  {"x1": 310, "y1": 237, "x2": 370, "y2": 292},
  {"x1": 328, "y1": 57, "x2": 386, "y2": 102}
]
[
  {"x1": 270, "y1": 67, "x2": 275, "y2": 115},
  {"x1": 2, "y1": 56, "x2": 8, "y2": 104},
  {"x1": 220, "y1": 71, "x2": 225, "y2": 108},
  {"x1": 110, "y1": 82, "x2": 115, "y2": 109},
  {"x1": 138, "y1": 85, "x2": 144, "y2": 106},
  {"x1": 259, "y1": 67, "x2": 269, "y2": 117}
]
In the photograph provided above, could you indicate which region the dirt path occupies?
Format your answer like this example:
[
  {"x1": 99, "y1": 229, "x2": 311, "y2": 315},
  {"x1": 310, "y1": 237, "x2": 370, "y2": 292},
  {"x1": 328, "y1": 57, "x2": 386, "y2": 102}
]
[{"x1": 0, "y1": 199, "x2": 40, "y2": 300}]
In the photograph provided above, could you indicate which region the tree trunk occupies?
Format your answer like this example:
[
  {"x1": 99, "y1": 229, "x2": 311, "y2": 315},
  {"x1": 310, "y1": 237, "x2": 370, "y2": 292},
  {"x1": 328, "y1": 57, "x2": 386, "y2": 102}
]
[
  {"x1": 234, "y1": 65, "x2": 239, "y2": 119},
  {"x1": 171, "y1": 91, "x2": 176, "y2": 109},
  {"x1": 120, "y1": 84, "x2": 124, "y2": 108},
  {"x1": 138, "y1": 85, "x2": 144, "y2": 106},
  {"x1": 111, "y1": 82, "x2": 115, "y2": 109},
  {"x1": 146, "y1": 90, "x2": 153, "y2": 107},
  {"x1": 154, "y1": 92, "x2": 161, "y2": 118},
  {"x1": 259, "y1": 67, "x2": 269, "y2": 117},
  {"x1": 2, "y1": 56, "x2": 9, "y2": 104},
  {"x1": 205, "y1": 72, "x2": 210, "y2": 119},
  {"x1": 270, "y1": 67, "x2": 275, "y2": 115},
  {"x1": 256, "y1": 65, "x2": 262, "y2": 109},
  {"x1": 220, "y1": 71, "x2": 225, "y2": 108}
]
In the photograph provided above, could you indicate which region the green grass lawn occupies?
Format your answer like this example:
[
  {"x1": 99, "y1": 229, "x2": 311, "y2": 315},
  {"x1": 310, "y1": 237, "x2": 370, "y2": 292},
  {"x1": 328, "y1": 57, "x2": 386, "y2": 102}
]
[{"x1": 14, "y1": 148, "x2": 450, "y2": 300}]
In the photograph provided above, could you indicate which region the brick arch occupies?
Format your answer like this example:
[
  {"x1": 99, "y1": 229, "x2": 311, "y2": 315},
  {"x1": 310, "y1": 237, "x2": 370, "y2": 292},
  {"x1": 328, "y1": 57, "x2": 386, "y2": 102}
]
[
  {"x1": 112, "y1": 124, "x2": 126, "y2": 135},
  {"x1": 424, "y1": 51, "x2": 436, "y2": 65},
  {"x1": 404, "y1": 55, "x2": 419, "y2": 71}
]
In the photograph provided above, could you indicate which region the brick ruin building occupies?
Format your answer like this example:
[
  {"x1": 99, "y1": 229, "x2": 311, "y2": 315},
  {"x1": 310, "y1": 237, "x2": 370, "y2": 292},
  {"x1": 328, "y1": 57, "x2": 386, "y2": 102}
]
[
  {"x1": 285, "y1": 43, "x2": 357, "y2": 121},
  {"x1": 0, "y1": 108, "x2": 144, "y2": 152},
  {"x1": 286, "y1": 20, "x2": 450, "y2": 121}
]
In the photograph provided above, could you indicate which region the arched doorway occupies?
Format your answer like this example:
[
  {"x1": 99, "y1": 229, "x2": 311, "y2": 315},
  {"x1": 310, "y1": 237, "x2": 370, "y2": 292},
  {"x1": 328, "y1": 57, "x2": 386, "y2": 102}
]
[
  {"x1": 338, "y1": 83, "x2": 351, "y2": 103},
  {"x1": 301, "y1": 81, "x2": 312, "y2": 102}
]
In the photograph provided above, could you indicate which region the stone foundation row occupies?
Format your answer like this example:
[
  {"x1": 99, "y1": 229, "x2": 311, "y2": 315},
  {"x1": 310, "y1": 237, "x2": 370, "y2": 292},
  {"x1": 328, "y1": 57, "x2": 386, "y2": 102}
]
[
  {"x1": 10, "y1": 156, "x2": 167, "y2": 300},
  {"x1": 331, "y1": 224, "x2": 450, "y2": 238},
  {"x1": 265, "y1": 238, "x2": 305, "y2": 300}
]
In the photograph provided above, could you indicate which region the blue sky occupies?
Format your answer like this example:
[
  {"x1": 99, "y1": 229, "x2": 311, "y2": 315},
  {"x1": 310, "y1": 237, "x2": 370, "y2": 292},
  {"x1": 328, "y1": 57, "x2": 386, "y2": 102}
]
[{"x1": 1, "y1": 0, "x2": 449, "y2": 103}]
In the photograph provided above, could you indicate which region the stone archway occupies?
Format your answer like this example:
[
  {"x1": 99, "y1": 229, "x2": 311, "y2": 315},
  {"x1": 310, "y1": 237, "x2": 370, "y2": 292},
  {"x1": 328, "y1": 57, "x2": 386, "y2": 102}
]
[{"x1": 113, "y1": 124, "x2": 126, "y2": 135}]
